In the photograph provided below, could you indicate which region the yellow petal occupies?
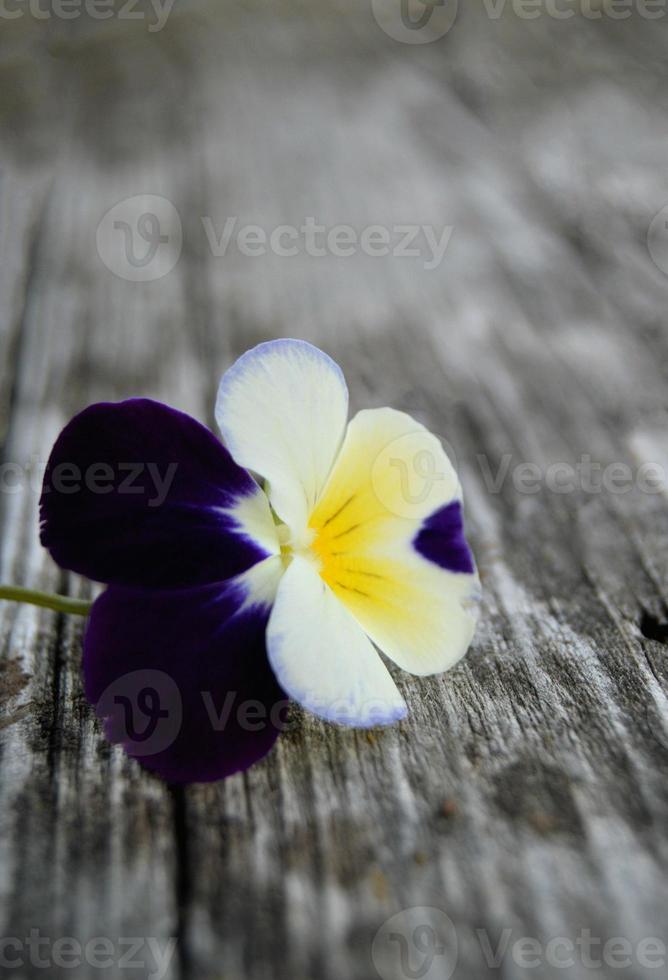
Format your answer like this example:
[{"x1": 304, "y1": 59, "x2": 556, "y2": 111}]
[{"x1": 308, "y1": 408, "x2": 479, "y2": 676}]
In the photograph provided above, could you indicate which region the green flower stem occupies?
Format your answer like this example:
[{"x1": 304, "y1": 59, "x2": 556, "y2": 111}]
[{"x1": 0, "y1": 584, "x2": 92, "y2": 617}]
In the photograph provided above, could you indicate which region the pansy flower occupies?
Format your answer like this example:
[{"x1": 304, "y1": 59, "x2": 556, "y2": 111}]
[{"x1": 39, "y1": 340, "x2": 479, "y2": 783}]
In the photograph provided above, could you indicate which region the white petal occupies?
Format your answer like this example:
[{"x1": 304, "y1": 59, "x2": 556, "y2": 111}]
[
  {"x1": 235, "y1": 554, "x2": 285, "y2": 612},
  {"x1": 216, "y1": 340, "x2": 349, "y2": 531},
  {"x1": 267, "y1": 555, "x2": 407, "y2": 727},
  {"x1": 223, "y1": 487, "x2": 281, "y2": 557}
]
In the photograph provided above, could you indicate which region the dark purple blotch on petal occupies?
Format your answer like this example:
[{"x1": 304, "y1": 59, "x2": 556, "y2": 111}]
[
  {"x1": 84, "y1": 579, "x2": 287, "y2": 784},
  {"x1": 413, "y1": 500, "x2": 475, "y2": 574},
  {"x1": 40, "y1": 399, "x2": 269, "y2": 589}
]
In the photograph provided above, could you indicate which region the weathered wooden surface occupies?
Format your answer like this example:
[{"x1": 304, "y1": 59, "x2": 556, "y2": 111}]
[{"x1": 1, "y1": 3, "x2": 668, "y2": 978}]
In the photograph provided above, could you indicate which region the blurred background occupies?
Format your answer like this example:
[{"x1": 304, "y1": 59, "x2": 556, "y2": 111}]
[{"x1": 1, "y1": 2, "x2": 668, "y2": 979}]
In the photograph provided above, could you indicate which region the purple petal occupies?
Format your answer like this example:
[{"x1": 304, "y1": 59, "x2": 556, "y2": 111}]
[
  {"x1": 40, "y1": 399, "x2": 273, "y2": 589},
  {"x1": 413, "y1": 500, "x2": 475, "y2": 574},
  {"x1": 83, "y1": 574, "x2": 286, "y2": 783}
]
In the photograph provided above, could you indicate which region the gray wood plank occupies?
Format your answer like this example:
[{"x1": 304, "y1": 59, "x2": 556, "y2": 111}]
[{"x1": 1, "y1": 4, "x2": 667, "y2": 979}]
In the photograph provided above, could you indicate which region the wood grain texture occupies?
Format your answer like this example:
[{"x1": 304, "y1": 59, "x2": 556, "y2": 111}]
[{"x1": 1, "y1": 3, "x2": 667, "y2": 978}]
